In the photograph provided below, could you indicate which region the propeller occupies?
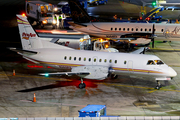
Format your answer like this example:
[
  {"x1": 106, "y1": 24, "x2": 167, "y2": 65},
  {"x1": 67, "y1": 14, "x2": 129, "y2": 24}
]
[{"x1": 151, "y1": 24, "x2": 155, "y2": 48}]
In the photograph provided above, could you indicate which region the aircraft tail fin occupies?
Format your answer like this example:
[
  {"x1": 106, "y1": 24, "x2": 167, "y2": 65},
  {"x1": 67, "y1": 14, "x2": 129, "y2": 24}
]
[
  {"x1": 17, "y1": 14, "x2": 43, "y2": 50},
  {"x1": 68, "y1": 0, "x2": 91, "y2": 23},
  {"x1": 17, "y1": 14, "x2": 74, "y2": 50}
]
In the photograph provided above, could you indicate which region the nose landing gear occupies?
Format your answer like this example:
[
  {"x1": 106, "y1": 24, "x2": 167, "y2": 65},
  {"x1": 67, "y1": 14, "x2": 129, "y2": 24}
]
[{"x1": 155, "y1": 80, "x2": 161, "y2": 90}]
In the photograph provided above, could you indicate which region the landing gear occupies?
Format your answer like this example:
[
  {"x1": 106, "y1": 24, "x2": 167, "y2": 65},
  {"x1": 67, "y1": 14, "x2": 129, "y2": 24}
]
[
  {"x1": 111, "y1": 74, "x2": 118, "y2": 79},
  {"x1": 155, "y1": 80, "x2": 161, "y2": 90},
  {"x1": 78, "y1": 78, "x2": 86, "y2": 89}
]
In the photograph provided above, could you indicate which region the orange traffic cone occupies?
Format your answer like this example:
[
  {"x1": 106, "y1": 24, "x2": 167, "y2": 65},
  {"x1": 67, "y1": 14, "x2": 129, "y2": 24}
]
[
  {"x1": 13, "y1": 69, "x2": 15, "y2": 76},
  {"x1": 33, "y1": 93, "x2": 36, "y2": 102}
]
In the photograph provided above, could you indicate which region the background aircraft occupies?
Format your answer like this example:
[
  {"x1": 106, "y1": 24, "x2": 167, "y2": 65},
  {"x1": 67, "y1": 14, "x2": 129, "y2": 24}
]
[{"x1": 68, "y1": 0, "x2": 180, "y2": 48}]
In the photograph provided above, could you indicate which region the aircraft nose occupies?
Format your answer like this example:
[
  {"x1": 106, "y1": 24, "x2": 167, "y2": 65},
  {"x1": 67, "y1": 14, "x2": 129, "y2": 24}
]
[{"x1": 168, "y1": 67, "x2": 177, "y2": 77}]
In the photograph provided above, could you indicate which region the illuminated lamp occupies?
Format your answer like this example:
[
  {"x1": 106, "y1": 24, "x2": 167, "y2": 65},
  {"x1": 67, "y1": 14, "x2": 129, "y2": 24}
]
[
  {"x1": 42, "y1": 20, "x2": 47, "y2": 24},
  {"x1": 99, "y1": 39, "x2": 103, "y2": 42},
  {"x1": 45, "y1": 73, "x2": 49, "y2": 77},
  {"x1": 22, "y1": 13, "x2": 26, "y2": 17},
  {"x1": 152, "y1": 2, "x2": 156, "y2": 6},
  {"x1": 105, "y1": 44, "x2": 109, "y2": 48}
]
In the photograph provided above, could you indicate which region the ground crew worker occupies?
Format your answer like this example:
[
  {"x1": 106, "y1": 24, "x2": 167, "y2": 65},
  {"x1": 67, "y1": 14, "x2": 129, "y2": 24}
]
[
  {"x1": 113, "y1": 14, "x2": 117, "y2": 20},
  {"x1": 59, "y1": 15, "x2": 62, "y2": 28},
  {"x1": 175, "y1": 19, "x2": 179, "y2": 24},
  {"x1": 61, "y1": 13, "x2": 66, "y2": 28}
]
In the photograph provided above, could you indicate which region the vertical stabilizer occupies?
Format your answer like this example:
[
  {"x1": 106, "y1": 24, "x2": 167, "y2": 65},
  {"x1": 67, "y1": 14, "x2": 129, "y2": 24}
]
[
  {"x1": 17, "y1": 14, "x2": 43, "y2": 50},
  {"x1": 68, "y1": 0, "x2": 90, "y2": 23}
]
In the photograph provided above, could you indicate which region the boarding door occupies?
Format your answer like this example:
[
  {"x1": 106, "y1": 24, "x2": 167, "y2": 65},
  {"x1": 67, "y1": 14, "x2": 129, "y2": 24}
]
[
  {"x1": 92, "y1": 56, "x2": 98, "y2": 65},
  {"x1": 128, "y1": 60, "x2": 133, "y2": 74}
]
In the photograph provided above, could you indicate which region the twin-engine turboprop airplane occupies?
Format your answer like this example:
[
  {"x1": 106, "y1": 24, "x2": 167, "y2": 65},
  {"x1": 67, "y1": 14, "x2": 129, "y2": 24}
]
[
  {"x1": 68, "y1": 0, "x2": 180, "y2": 48},
  {"x1": 10, "y1": 15, "x2": 177, "y2": 89}
]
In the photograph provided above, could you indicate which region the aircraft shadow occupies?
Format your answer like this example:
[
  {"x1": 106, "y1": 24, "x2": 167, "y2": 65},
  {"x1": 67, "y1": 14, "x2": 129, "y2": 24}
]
[{"x1": 17, "y1": 80, "x2": 98, "y2": 92}]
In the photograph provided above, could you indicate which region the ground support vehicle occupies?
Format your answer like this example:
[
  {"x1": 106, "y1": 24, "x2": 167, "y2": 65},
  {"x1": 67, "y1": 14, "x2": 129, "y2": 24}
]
[
  {"x1": 25, "y1": 1, "x2": 57, "y2": 28},
  {"x1": 79, "y1": 105, "x2": 106, "y2": 117}
]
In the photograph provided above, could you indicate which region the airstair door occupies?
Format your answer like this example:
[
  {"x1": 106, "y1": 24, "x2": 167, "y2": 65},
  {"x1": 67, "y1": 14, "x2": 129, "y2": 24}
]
[{"x1": 128, "y1": 60, "x2": 133, "y2": 74}]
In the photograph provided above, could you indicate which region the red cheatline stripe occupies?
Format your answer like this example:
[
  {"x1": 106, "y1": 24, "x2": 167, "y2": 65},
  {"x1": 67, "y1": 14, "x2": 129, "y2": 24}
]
[{"x1": 17, "y1": 16, "x2": 29, "y2": 25}]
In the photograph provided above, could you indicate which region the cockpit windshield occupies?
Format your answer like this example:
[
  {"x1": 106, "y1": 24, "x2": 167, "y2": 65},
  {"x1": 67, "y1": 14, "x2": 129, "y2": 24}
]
[
  {"x1": 154, "y1": 60, "x2": 164, "y2": 65},
  {"x1": 147, "y1": 60, "x2": 155, "y2": 65},
  {"x1": 147, "y1": 60, "x2": 164, "y2": 65}
]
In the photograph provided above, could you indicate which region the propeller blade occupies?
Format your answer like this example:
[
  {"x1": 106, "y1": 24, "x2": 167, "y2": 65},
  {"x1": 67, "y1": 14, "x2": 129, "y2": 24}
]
[
  {"x1": 151, "y1": 24, "x2": 155, "y2": 48},
  {"x1": 152, "y1": 38, "x2": 154, "y2": 48}
]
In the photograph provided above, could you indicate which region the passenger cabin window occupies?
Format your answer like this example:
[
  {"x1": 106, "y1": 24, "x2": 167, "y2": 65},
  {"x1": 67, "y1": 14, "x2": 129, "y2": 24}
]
[
  {"x1": 127, "y1": 28, "x2": 129, "y2": 31},
  {"x1": 74, "y1": 57, "x2": 76, "y2": 61},
  {"x1": 69, "y1": 56, "x2": 72, "y2": 60},
  {"x1": 131, "y1": 28, "x2": 134, "y2": 31},
  {"x1": 79, "y1": 57, "x2": 81, "y2": 61},
  {"x1": 115, "y1": 60, "x2": 117, "y2": 64},
  {"x1": 84, "y1": 57, "x2": 86, "y2": 61},
  {"x1": 161, "y1": 29, "x2": 164, "y2": 32},
  {"x1": 89, "y1": 58, "x2": 91, "y2": 62},
  {"x1": 136, "y1": 28, "x2": 138, "y2": 31},
  {"x1": 109, "y1": 59, "x2": 112, "y2": 63},
  {"x1": 147, "y1": 60, "x2": 155, "y2": 65},
  {"x1": 94, "y1": 58, "x2": 96, "y2": 62},
  {"x1": 104, "y1": 59, "x2": 107, "y2": 62},
  {"x1": 119, "y1": 28, "x2": 121, "y2": 31},
  {"x1": 140, "y1": 28, "x2": 143, "y2": 31},
  {"x1": 149, "y1": 29, "x2": 151, "y2": 32},
  {"x1": 123, "y1": 28, "x2": 125, "y2": 31},
  {"x1": 115, "y1": 28, "x2": 117, "y2": 31},
  {"x1": 111, "y1": 28, "x2": 113, "y2": 31},
  {"x1": 124, "y1": 61, "x2": 127, "y2": 64},
  {"x1": 145, "y1": 28, "x2": 147, "y2": 31},
  {"x1": 99, "y1": 59, "x2": 102, "y2": 62},
  {"x1": 64, "y1": 56, "x2": 67, "y2": 60}
]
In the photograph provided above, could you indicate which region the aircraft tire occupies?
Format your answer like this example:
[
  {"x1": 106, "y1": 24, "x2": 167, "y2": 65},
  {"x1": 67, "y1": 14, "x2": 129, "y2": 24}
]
[
  {"x1": 155, "y1": 85, "x2": 161, "y2": 90},
  {"x1": 79, "y1": 83, "x2": 86, "y2": 89}
]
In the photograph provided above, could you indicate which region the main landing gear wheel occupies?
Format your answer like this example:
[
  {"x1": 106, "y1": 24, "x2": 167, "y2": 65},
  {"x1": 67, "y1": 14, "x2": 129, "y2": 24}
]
[
  {"x1": 155, "y1": 80, "x2": 161, "y2": 90},
  {"x1": 78, "y1": 78, "x2": 86, "y2": 89},
  {"x1": 79, "y1": 83, "x2": 86, "y2": 89}
]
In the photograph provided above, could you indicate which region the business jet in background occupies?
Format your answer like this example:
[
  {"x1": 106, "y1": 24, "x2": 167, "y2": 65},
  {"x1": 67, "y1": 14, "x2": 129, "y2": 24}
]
[
  {"x1": 68, "y1": 0, "x2": 180, "y2": 48},
  {"x1": 10, "y1": 15, "x2": 177, "y2": 89}
]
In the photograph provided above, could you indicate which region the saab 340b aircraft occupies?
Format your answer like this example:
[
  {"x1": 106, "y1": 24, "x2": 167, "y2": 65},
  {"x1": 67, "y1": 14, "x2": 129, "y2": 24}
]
[
  {"x1": 68, "y1": 0, "x2": 180, "y2": 48},
  {"x1": 10, "y1": 15, "x2": 177, "y2": 89}
]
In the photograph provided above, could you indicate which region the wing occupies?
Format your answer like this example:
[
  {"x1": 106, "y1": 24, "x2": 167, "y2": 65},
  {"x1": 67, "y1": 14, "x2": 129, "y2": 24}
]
[
  {"x1": 40, "y1": 65, "x2": 110, "y2": 80},
  {"x1": 130, "y1": 47, "x2": 149, "y2": 54},
  {"x1": 39, "y1": 72, "x2": 90, "y2": 77}
]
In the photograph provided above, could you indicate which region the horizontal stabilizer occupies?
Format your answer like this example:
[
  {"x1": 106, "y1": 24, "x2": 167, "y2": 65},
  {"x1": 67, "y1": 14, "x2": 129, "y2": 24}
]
[{"x1": 8, "y1": 47, "x2": 38, "y2": 55}]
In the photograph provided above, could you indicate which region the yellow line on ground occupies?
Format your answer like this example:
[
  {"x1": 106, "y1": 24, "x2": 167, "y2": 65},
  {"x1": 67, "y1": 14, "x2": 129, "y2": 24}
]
[
  {"x1": 98, "y1": 83, "x2": 154, "y2": 89},
  {"x1": 151, "y1": 48, "x2": 180, "y2": 50},
  {"x1": 98, "y1": 83, "x2": 180, "y2": 93}
]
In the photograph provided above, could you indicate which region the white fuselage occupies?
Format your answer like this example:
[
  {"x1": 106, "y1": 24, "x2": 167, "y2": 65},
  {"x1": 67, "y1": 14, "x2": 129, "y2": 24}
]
[
  {"x1": 69, "y1": 22, "x2": 180, "y2": 41},
  {"x1": 24, "y1": 48, "x2": 177, "y2": 80}
]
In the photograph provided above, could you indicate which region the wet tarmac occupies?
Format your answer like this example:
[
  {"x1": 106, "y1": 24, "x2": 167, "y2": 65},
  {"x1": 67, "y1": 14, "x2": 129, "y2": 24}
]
[{"x1": 1, "y1": 0, "x2": 180, "y2": 118}]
